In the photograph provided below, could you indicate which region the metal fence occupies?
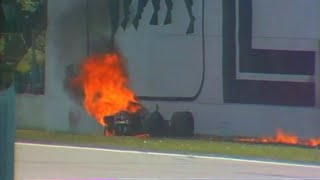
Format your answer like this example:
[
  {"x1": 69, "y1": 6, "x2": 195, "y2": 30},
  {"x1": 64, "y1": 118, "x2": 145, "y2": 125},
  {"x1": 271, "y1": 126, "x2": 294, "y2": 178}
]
[{"x1": 0, "y1": 85, "x2": 16, "y2": 180}]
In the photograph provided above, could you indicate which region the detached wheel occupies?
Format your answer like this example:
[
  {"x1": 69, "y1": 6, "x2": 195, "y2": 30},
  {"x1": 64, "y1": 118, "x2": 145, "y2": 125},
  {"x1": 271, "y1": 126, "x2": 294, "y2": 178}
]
[
  {"x1": 142, "y1": 111, "x2": 164, "y2": 137},
  {"x1": 170, "y1": 111, "x2": 194, "y2": 137}
]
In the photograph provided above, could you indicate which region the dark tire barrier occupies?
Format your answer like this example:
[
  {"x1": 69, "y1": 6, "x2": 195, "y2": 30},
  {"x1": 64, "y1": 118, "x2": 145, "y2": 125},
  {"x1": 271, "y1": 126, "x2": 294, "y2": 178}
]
[
  {"x1": 142, "y1": 110, "x2": 165, "y2": 137},
  {"x1": 0, "y1": 85, "x2": 16, "y2": 180},
  {"x1": 170, "y1": 111, "x2": 194, "y2": 137}
]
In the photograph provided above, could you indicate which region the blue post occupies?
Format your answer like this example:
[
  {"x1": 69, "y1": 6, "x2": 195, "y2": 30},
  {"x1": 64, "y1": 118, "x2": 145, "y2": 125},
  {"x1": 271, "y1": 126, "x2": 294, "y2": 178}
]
[{"x1": 0, "y1": 85, "x2": 16, "y2": 180}]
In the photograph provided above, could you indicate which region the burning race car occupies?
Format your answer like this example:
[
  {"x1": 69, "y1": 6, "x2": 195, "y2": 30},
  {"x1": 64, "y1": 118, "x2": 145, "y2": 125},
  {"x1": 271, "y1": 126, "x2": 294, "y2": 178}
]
[
  {"x1": 103, "y1": 106, "x2": 194, "y2": 138},
  {"x1": 67, "y1": 52, "x2": 194, "y2": 138}
]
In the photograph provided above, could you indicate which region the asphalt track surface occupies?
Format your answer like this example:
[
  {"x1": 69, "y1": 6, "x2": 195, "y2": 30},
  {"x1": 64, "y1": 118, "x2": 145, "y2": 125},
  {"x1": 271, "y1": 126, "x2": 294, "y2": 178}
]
[{"x1": 15, "y1": 143, "x2": 320, "y2": 180}]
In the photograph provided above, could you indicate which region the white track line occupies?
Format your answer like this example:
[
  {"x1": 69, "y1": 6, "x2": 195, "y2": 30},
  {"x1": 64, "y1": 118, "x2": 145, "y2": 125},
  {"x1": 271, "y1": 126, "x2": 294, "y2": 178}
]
[{"x1": 16, "y1": 142, "x2": 320, "y2": 169}]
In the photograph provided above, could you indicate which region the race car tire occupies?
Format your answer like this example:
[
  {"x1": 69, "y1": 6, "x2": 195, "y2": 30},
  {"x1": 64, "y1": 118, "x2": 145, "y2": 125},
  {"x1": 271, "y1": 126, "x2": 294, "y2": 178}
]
[
  {"x1": 170, "y1": 111, "x2": 194, "y2": 137},
  {"x1": 142, "y1": 110, "x2": 165, "y2": 137}
]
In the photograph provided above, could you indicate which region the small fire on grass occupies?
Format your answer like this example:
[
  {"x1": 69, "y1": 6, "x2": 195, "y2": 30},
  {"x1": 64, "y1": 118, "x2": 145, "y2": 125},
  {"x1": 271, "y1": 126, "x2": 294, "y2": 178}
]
[
  {"x1": 235, "y1": 129, "x2": 320, "y2": 148},
  {"x1": 71, "y1": 52, "x2": 141, "y2": 127}
]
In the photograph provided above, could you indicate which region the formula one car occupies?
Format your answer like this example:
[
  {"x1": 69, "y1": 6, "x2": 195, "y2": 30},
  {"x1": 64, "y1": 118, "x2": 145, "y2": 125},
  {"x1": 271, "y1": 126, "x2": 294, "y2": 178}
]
[{"x1": 103, "y1": 106, "x2": 194, "y2": 137}]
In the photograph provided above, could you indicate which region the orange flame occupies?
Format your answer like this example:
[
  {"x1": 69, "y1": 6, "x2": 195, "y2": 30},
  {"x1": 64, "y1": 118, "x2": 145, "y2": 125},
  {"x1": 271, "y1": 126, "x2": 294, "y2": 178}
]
[
  {"x1": 236, "y1": 129, "x2": 320, "y2": 147},
  {"x1": 73, "y1": 52, "x2": 141, "y2": 126}
]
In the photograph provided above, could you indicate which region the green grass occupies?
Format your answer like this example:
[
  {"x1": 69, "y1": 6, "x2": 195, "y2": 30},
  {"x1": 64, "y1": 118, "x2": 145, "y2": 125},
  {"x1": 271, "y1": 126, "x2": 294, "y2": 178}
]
[{"x1": 16, "y1": 129, "x2": 320, "y2": 164}]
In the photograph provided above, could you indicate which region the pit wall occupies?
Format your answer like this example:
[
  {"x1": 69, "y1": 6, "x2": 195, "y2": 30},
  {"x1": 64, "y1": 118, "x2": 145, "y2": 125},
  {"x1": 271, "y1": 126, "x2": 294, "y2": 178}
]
[{"x1": 17, "y1": 0, "x2": 320, "y2": 138}]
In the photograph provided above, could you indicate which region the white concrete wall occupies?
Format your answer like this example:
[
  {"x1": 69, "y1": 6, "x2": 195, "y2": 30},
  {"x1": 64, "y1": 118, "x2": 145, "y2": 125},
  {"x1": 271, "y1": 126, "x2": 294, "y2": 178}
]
[
  {"x1": 115, "y1": 0, "x2": 320, "y2": 138},
  {"x1": 116, "y1": 0, "x2": 223, "y2": 102},
  {"x1": 252, "y1": 0, "x2": 320, "y2": 51},
  {"x1": 16, "y1": 95, "x2": 45, "y2": 129}
]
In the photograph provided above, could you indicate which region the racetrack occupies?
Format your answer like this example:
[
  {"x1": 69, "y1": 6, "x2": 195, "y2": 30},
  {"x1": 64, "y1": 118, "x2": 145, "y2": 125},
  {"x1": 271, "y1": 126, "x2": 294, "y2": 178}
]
[{"x1": 15, "y1": 143, "x2": 320, "y2": 180}]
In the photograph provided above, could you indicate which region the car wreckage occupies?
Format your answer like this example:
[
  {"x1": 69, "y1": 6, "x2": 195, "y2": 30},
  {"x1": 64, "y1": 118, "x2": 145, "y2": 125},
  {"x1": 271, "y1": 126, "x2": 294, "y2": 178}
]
[{"x1": 103, "y1": 105, "x2": 194, "y2": 137}]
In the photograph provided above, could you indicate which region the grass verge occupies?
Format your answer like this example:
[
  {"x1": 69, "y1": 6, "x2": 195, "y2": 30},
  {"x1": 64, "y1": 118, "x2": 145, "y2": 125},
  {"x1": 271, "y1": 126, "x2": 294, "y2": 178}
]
[{"x1": 16, "y1": 129, "x2": 320, "y2": 164}]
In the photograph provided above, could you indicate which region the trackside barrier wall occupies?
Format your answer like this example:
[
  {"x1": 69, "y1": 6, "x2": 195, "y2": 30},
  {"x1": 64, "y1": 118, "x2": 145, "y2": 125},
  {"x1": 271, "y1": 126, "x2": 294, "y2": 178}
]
[{"x1": 0, "y1": 85, "x2": 16, "y2": 180}]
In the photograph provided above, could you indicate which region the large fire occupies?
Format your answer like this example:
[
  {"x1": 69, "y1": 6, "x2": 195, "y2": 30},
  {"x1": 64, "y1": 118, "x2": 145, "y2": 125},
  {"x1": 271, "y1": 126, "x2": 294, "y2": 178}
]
[
  {"x1": 72, "y1": 52, "x2": 141, "y2": 126},
  {"x1": 236, "y1": 129, "x2": 320, "y2": 148}
]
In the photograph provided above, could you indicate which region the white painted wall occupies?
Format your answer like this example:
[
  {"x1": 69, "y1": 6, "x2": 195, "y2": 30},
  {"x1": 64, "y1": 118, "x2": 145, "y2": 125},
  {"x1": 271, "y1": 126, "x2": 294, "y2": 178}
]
[
  {"x1": 252, "y1": 0, "x2": 320, "y2": 51},
  {"x1": 116, "y1": 0, "x2": 320, "y2": 138},
  {"x1": 116, "y1": 0, "x2": 223, "y2": 101},
  {"x1": 16, "y1": 95, "x2": 45, "y2": 129},
  {"x1": 253, "y1": 0, "x2": 320, "y2": 39},
  {"x1": 117, "y1": 0, "x2": 201, "y2": 98}
]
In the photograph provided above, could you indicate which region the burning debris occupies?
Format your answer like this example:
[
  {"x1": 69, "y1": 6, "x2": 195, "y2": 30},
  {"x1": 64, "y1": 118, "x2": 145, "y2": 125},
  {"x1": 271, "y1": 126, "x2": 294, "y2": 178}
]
[
  {"x1": 235, "y1": 129, "x2": 320, "y2": 148},
  {"x1": 71, "y1": 52, "x2": 141, "y2": 126}
]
